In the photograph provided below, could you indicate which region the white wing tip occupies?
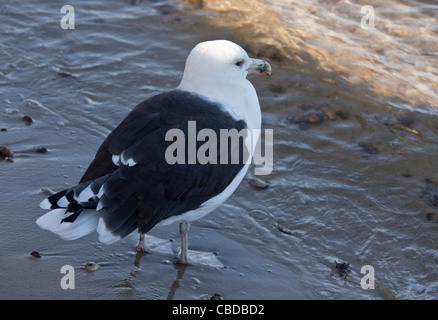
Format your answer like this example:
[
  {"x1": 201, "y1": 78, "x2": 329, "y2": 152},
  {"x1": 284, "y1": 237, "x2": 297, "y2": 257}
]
[
  {"x1": 121, "y1": 151, "x2": 137, "y2": 167},
  {"x1": 39, "y1": 198, "x2": 52, "y2": 209},
  {"x1": 112, "y1": 154, "x2": 121, "y2": 166}
]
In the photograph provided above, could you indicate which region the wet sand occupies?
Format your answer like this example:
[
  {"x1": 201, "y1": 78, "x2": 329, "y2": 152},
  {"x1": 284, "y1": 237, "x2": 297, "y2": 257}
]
[{"x1": 1, "y1": 0, "x2": 438, "y2": 299}]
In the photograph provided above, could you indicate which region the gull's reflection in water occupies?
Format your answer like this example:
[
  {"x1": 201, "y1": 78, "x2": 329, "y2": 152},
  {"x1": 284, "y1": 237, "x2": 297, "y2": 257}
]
[
  {"x1": 167, "y1": 263, "x2": 188, "y2": 300},
  {"x1": 132, "y1": 249, "x2": 187, "y2": 300}
]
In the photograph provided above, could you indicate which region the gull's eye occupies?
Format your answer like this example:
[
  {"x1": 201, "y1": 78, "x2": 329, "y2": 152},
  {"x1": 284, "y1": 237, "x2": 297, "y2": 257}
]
[{"x1": 235, "y1": 60, "x2": 244, "y2": 67}]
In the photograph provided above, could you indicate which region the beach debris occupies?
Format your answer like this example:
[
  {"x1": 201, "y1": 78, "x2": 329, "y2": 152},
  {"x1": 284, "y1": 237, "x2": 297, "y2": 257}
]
[
  {"x1": 30, "y1": 251, "x2": 42, "y2": 258},
  {"x1": 210, "y1": 293, "x2": 223, "y2": 300},
  {"x1": 381, "y1": 114, "x2": 421, "y2": 137},
  {"x1": 285, "y1": 104, "x2": 345, "y2": 129},
  {"x1": 41, "y1": 187, "x2": 56, "y2": 196},
  {"x1": 334, "y1": 260, "x2": 350, "y2": 279},
  {"x1": 82, "y1": 262, "x2": 100, "y2": 272},
  {"x1": 22, "y1": 115, "x2": 33, "y2": 125},
  {"x1": 276, "y1": 222, "x2": 294, "y2": 236},
  {"x1": 295, "y1": 110, "x2": 324, "y2": 126},
  {"x1": 201, "y1": 293, "x2": 223, "y2": 300},
  {"x1": 249, "y1": 178, "x2": 269, "y2": 190},
  {"x1": 393, "y1": 124, "x2": 421, "y2": 137},
  {"x1": 0, "y1": 146, "x2": 13, "y2": 161}
]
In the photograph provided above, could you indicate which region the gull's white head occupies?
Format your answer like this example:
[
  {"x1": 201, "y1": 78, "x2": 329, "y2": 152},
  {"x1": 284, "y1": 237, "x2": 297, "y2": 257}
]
[{"x1": 178, "y1": 40, "x2": 271, "y2": 94}]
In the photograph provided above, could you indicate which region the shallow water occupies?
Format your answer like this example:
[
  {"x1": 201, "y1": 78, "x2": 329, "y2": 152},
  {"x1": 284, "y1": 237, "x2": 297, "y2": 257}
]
[{"x1": 1, "y1": 0, "x2": 438, "y2": 299}]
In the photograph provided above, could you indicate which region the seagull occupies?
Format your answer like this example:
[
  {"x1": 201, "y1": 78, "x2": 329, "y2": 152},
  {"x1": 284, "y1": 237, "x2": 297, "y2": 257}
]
[{"x1": 36, "y1": 40, "x2": 271, "y2": 266}]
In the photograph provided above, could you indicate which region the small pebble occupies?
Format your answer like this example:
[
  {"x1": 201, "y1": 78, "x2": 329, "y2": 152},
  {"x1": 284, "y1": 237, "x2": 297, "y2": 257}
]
[
  {"x1": 22, "y1": 115, "x2": 33, "y2": 125},
  {"x1": 34, "y1": 146, "x2": 48, "y2": 153},
  {"x1": 83, "y1": 262, "x2": 100, "y2": 271},
  {"x1": 286, "y1": 105, "x2": 341, "y2": 128},
  {"x1": 210, "y1": 293, "x2": 223, "y2": 300},
  {"x1": 30, "y1": 251, "x2": 42, "y2": 258},
  {"x1": 324, "y1": 111, "x2": 336, "y2": 120},
  {"x1": 200, "y1": 293, "x2": 223, "y2": 300},
  {"x1": 306, "y1": 112, "x2": 324, "y2": 124},
  {"x1": 249, "y1": 178, "x2": 269, "y2": 190},
  {"x1": 0, "y1": 146, "x2": 13, "y2": 160},
  {"x1": 334, "y1": 260, "x2": 350, "y2": 278}
]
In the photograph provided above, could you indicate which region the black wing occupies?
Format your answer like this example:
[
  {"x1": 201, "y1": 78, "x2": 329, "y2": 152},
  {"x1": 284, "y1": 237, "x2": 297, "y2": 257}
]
[{"x1": 77, "y1": 90, "x2": 248, "y2": 237}]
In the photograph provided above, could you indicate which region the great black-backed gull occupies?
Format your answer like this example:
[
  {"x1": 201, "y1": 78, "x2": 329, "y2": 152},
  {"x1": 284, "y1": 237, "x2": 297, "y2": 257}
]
[{"x1": 36, "y1": 40, "x2": 271, "y2": 266}]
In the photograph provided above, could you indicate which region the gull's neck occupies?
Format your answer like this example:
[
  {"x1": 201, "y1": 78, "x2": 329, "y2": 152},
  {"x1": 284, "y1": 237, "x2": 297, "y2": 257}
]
[{"x1": 177, "y1": 78, "x2": 261, "y2": 132}]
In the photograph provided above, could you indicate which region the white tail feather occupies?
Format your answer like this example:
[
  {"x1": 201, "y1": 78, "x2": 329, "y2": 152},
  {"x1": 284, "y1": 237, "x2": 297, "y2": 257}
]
[
  {"x1": 36, "y1": 209, "x2": 99, "y2": 241},
  {"x1": 96, "y1": 218, "x2": 121, "y2": 244}
]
